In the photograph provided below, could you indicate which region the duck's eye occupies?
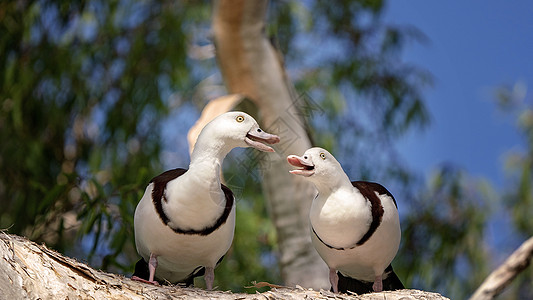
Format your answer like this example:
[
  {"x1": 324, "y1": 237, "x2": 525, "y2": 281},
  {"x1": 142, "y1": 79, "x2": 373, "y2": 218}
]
[
  {"x1": 320, "y1": 153, "x2": 326, "y2": 160},
  {"x1": 257, "y1": 128, "x2": 262, "y2": 132},
  {"x1": 236, "y1": 115, "x2": 245, "y2": 123}
]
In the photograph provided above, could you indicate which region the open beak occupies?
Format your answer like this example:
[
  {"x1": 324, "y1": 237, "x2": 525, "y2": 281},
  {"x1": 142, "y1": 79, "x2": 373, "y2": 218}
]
[
  {"x1": 287, "y1": 155, "x2": 315, "y2": 177},
  {"x1": 245, "y1": 128, "x2": 280, "y2": 152}
]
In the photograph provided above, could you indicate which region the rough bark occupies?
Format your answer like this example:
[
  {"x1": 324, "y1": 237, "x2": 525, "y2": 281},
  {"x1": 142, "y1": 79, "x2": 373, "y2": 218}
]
[
  {"x1": 0, "y1": 232, "x2": 449, "y2": 300},
  {"x1": 212, "y1": 0, "x2": 329, "y2": 289},
  {"x1": 469, "y1": 236, "x2": 533, "y2": 300}
]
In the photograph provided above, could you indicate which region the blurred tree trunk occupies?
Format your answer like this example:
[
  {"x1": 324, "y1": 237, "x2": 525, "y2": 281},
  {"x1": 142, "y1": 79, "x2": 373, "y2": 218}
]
[
  {"x1": 0, "y1": 233, "x2": 449, "y2": 299},
  {"x1": 212, "y1": 0, "x2": 329, "y2": 289}
]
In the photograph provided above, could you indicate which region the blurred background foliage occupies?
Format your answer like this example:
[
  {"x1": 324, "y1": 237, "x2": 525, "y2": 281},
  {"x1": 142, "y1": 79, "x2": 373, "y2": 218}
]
[{"x1": 0, "y1": 0, "x2": 531, "y2": 298}]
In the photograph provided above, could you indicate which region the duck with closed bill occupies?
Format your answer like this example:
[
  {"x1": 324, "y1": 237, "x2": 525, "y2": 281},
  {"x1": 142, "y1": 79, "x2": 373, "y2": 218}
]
[
  {"x1": 132, "y1": 111, "x2": 280, "y2": 289},
  {"x1": 287, "y1": 147, "x2": 404, "y2": 294}
]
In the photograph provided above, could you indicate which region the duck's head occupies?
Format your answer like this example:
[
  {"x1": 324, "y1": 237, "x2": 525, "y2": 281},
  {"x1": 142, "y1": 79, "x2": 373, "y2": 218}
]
[
  {"x1": 287, "y1": 147, "x2": 347, "y2": 188},
  {"x1": 199, "y1": 111, "x2": 280, "y2": 153}
]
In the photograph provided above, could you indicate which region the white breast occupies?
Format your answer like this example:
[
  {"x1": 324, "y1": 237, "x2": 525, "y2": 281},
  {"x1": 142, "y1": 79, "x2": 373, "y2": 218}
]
[
  {"x1": 310, "y1": 187, "x2": 372, "y2": 248},
  {"x1": 163, "y1": 173, "x2": 226, "y2": 231}
]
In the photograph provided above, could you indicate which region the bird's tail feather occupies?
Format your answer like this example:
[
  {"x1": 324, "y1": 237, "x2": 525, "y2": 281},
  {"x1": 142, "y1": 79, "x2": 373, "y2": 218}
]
[
  {"x1": 132, "y1": 258, "x2": 163, "y2": 285},
  {"x1": 335, "y1": 264, "x2": 404, "y2": 295},
  {"x1": 382, "y1": 264, "x2": 404, "y2": 291}
]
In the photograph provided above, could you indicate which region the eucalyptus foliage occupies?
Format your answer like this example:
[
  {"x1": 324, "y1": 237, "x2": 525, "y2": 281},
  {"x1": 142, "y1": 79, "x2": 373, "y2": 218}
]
[{"x1": 0, "y1": 0, "x2": 201, "y2": 270}]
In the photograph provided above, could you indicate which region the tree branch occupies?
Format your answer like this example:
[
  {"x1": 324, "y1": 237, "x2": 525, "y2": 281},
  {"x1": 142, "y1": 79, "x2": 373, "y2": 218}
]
[
  {"x1": 469, "y1": 236, "x2": 533, "y2": 300},
  {"x1": 187, "y1": 94, "x2": 244, "y2": 155},
  {"x1": 0, "y1": 232, "x2": 448, "y2": 299}
]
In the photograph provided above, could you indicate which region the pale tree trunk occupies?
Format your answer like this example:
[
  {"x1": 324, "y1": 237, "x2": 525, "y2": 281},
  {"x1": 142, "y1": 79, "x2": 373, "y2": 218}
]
[
  {"x1": 0, "y1": 233, "x2": 450, "y2": 299},
  {"x1": 212, "y1": 0, "x2": 329, "y2": 289}
]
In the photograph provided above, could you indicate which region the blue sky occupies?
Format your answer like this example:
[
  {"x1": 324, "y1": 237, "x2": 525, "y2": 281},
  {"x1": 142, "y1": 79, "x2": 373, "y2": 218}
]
[{"x1": 385, "y1": 1, "x2": 533, "y2": 187}]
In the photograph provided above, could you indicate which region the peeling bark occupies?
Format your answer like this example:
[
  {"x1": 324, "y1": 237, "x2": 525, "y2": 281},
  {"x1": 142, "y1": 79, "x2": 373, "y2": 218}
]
[
  {"x1": 212, "y1": 0, "x2": 329, "y2": 289},
  {"x1": 0, "y1": 233, "x2": 449, "y2": 299}
]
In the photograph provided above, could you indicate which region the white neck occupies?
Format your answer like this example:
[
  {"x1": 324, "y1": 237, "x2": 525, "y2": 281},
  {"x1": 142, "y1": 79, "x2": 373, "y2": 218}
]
[
  {"x1": 162, "y1": 134, "x2": 230, "y2": 230},
  {"x1": 190, "y1": 129, "x2": 233, "y2": 164},
  {"x1": 312, "y1": 172, "x2": 353, "y2": 196},
  {"x1": 188, "y1": 157, "x2": 222, "y2": 189},
  {"x1": 186, "y1": 134, "x2": 231, "y2": 203}
]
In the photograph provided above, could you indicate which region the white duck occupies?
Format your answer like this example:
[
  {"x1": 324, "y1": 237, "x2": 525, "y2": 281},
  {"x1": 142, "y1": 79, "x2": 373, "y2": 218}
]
[
  {"x1": 287, "y1": 147, "x2": 403, "y2": 294},
  {"x1": 133, "y1": 111, "x2": 279, "y2": 289}
]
